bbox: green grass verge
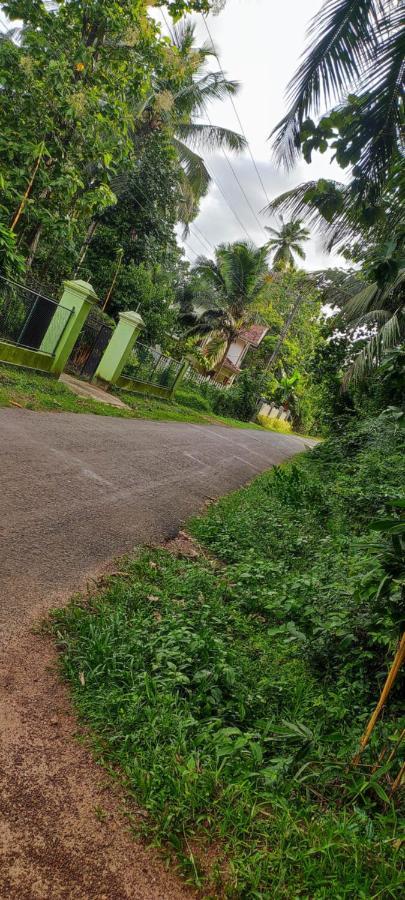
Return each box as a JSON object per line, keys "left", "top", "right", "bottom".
{"left": 51, "top": 415, "right": 404, "bottom": 897}
{"left": 0, "top": 364, "right": 259, "bottom": 429}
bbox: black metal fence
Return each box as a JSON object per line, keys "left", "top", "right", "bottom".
{"left": 67, "top": 309, "right": 113, "bottom": 379}
{"left": 123, "top": 341, "right": 182, "bottom": 389}
{"left": 0, "top": 275, "right": 72, "bottom": 355}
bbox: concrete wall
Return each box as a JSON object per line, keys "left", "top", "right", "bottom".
{"left": 117, "top": 374, "right": 172, "bottom": 400}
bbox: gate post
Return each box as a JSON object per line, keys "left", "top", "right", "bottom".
{"left": 93, "top": 310, "right": 144, "bottom": 387}
{"left": 41, "top": 279, "right": 98, "bottom": 376}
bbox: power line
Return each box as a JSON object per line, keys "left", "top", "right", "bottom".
{"left": 204, "top": 159, "right": 254, "bottom": 243}
{"left": 192, "top": 222, "right": 215, "bottom": 253}
{"left": 202, "top": 14, "right": 272, "bottom": 209}
{"left": 189, "top": 226, "right": 213, "bottom": 256}
{"left": 204, "top": 107, "right": 269, "bottom": 240}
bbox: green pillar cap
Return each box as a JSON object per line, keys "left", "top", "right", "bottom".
{"left": 62, "top": 279, "right": 99, "bottom": 301}
{"left": 118, "top": 310, "right": 144, "bottom": 328}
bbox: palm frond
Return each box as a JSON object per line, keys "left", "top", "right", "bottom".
{"left": 173, "top": 138, "right": 210, "bottom": 199}
{"left": 343, "top": 309, "right": 403, "bottom": 386}
{"left": 176, "top": 122, "right": 247, "bottom": 153}
{"left": 341, "top": 281, "right": 380, "bottom": 322}
{"left": 173, "top": 73, "right": 240, "bottom": 117}
{"left": 354, "top": 10, "right": 405, "bottom": 193}
{"left": 271, "top": 0, "right": 379, "bottom": 168}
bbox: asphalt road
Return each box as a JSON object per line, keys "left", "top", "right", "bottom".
{"left": 0, "top": 409, "right": 313, "bottom": 636}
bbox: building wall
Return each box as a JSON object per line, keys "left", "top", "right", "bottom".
{"left": 226, "top": 338, "right": 246, "bottom": 366}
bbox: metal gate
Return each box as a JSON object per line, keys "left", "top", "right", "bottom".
{"left": 67, "top": 313, "right": 113, "bottom": 380}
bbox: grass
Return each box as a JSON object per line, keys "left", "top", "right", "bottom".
{"left": 0, "top": 364, "right": 260, "bottom": 429}
{"left": 51, "top": 415, "right": 404, "bottom": 897}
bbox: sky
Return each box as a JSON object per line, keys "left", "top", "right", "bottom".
{"left": 153, "top": 0, "right": 347, "bottom": 271}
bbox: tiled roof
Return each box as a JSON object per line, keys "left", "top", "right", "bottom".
{"left": 238, "top": 324, "right": 269, "bottom": 347}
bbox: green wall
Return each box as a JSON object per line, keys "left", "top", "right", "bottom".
{"left": 0, "top": 341, "right": 54, "bottom": 374}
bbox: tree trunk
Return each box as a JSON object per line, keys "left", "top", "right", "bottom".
{"left": 213, "top": 334, "right": 234, "bottom": 383}
{"left": 265, "top": 293, "right": 304, "bottom": 373}
{"left": 10, "top": 143, "right": 45, "bottom": 232}
{"left": 74, "top": 219, "right": 99, "bottom": 276}
{"left": 25, "top": 225, "right": 43, "bottom": 270}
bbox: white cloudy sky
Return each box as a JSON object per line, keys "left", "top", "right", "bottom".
{"left": 153, "top": 0, "right": 347, "bottom": 271}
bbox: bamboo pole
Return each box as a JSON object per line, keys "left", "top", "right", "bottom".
{"left": 10, "top": 142, "right": 45, "bottom": 232}
{"left": 102, "top": 248, "right": 123, "bottom": 312}
{"left": 352, "top": 633, "right": 405, "bottom": 765}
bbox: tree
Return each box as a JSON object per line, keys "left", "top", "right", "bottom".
{"left": 144, "top": 18, "right": 246, "bottom": 229}
{"left": 271, "top": 0, "right": 404, "bottom": 202}
{"left": 267, "top": 0, "right": 404, "bottom": 387}
{"left": 265, "top": 217, "right": 310, "bottom": 270}
{"left": 183, "top": 241, "right": 270, "bottom": 375}
{"left": 0, "top": 0, "right": 160, "bottom": 279}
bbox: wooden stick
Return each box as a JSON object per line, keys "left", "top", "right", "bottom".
{"left": 10, "top": 142, "right": 45, "bottom": 231}
{"left": 352, "top": 633, "right": 405, "bottom": 766}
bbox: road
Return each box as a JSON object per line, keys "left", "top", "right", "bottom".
{"left": 0, "top": 408, "right": 313, "bottom": 635}
{"left": 0, "top": 408, "right": 314, "bottom": 899}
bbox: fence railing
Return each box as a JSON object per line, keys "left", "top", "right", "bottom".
{"left": 0, "top": 275, "right": 72, "bottom": 356}
{"left": 123, "top": 341, "right": 182, "bottom": 389}
{"left": 182, "top": 366, "right": 228, "bottom": 392}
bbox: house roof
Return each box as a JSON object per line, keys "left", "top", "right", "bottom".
{"left": 238, "top": 324, "right": 269, "bottom": 347}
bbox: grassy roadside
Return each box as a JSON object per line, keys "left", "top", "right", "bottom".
{"left": 0, "top": 364, "right": 260, "bottom": 429}
{"left": 51, "top": 416, "right": 404, "bottom": 897}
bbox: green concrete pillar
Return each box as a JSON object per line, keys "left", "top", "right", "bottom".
{"left": 40, "top": 279, "right": 98, "bottom": 375}
{"left": 93, "top": 310, "right": 144, "bottom": 386}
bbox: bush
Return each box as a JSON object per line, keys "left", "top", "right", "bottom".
{"left": 257, "top": 413, "right": 292, "bottom": 433}
{"left": 210, "top": 370, "right": 263, "bottom": 422}
{"left": 174, "top": 387, "right": 212, "bottom": 413}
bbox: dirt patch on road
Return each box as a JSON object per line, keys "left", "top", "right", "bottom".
{"left": 0, "top": 625, "right": 194, "bottom": 900}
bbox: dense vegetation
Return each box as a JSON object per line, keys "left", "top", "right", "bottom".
{"left": 52, "top": 410, "right": 404, "bottom": 896}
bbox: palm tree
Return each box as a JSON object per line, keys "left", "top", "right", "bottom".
{"left": 183, "top": 241, "right": 270, "bottom": 376}
{"left": 271, "top": 0, "right": 404, "bottom": 198}
{"left": 146, "top": 19, "right": 246, "bottom": 226}
{"left": 265, "top": 218, "right": 310, "bottom": 270}
{"left": 340, "top": 267, "right": 405, "bottom": 386}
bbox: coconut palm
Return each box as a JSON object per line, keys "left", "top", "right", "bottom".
{"left": 340, "top": 266, "right": 405, "bottom": 385}
{"left": 146, "top": 19, "right": 246, "bottom": 226}
{"left": 183, "top": 241, "right": 270, "bottom": 375}
{"left": 265, "top": 217, "right": 310, "bottom": 270}
{"left": 271, "top": 0, "right": 404, "bottom": 197}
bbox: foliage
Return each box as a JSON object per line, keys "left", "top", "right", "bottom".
{"left": 209, "top": 369, "right": 264, "bottom": 422}
{"left": 173, "top": 386, "right": 212, "bottom": 412}
{"left": 256, "top": 413, "right": 292, "bottom": 434}
{"left": 265, "top": 216, "right": 310, "bottom": 270}
{"left": 52, "top": 414, "right": 404, "bottom": 896}
{"left": 181, "top": 241, "right": 270, "bottom": 375}
{"left": 271, "top": 0, "right": 404, "bottom": 202}
{"left": 0, "top": 1, "right": 242, "bottom": 302}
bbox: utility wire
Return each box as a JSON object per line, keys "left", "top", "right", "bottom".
{"left": 202, "top": 14, "right": 272, "bottom": 209}
{"left": 204, "top": 107, "right": 269, "bottom": 240}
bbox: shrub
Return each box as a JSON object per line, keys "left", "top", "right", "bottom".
{"left": 257, "top": 413, "right": 292, "bottom": 433}
{"left": 175, "top": 387, "right": 212, "bottom": 413}
{"left": 210, "top": 370, "right": 263, "bottom": 422}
